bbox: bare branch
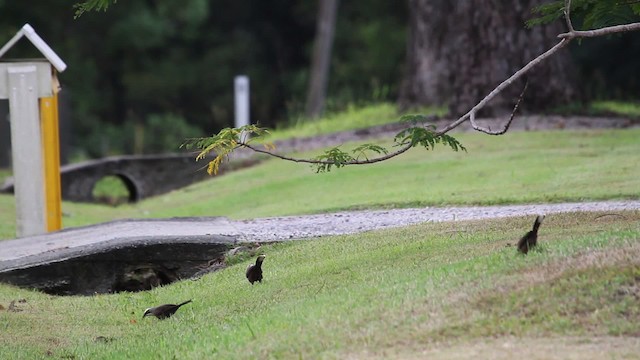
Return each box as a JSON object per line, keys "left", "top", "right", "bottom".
{"left": 564, "top": 0, "right": 574, "bottom": 32}
{"left": 558, "top": 22, "right": 640, "bottom": 39}
{"left": 435, "top": 38, "right": 570, "bottom": 136}
{"left": 469, "top": 80, "right": 529, "bottom": 135}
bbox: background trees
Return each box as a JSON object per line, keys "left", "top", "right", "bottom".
{"left": 0, "top": 0, "right": 638, "bottom": 160}
{"left": 0, "top": 0, "right": 406, "bottom": 158}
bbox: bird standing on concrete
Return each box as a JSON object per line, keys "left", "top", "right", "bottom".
{"left": 143, "top": 300, "right": 192, "bottom": 319}
{"left": 246, "top": 255, "right": 266, "bottom": 284}
{"left": 517, "top": 215, "right": 545, "bottom": 254}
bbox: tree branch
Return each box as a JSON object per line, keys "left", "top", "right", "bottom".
{"left": 240, "top": 142, "right": 415, "bottom": 166}
{"left": 558, "top": 22, "right": 640, "bottom": 39}
{"left": 434, "top": 38, "right": 570, "bottom": 136}
{"left": 469, "top": 80, "right": 529, "bottom": 135}
{"left": 563, "top": 0, "right": 574, "bottom": 32}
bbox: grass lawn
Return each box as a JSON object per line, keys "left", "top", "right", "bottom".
{"left": 1, "top": 211, "right": 638, "bottom": 359}
{"left": 1, "top": 104, "right": 639, "bottom": 358}
{"left": 2, "top": 127, "right": 639, "bottom": 240}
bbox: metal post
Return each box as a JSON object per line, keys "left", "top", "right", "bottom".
{"left": 234, "top": 76, "right": 250, "bottom": 141}
{"left": 7, "top": 65, "right": 46, "bottom": 237}
{"left": 40, "top": 91, "right": 62, "bottom": 231}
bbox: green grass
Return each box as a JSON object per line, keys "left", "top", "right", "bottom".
{"left": 553, "top": 100, "right": 640, "bottom": 118}
{"left": 268, "top": 102, "right": 445, "bottom": 141}
{"left": 1, "top": 128, "right": 639, "bottom": 240}
{"left": 590, "top": 100, "right": 640, "bottom": 118}
{"left": 0, "top": 168, "right": 9, "bottom": 185}
{"left": 92, "top": 175, "right": 131, "bottom": 205}
{"left": 1, "top": 212, "right": 638, "bottom": 359}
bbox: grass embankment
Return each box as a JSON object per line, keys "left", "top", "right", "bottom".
{"left": 590, "top": 101, "right": 640, "bottom": 117}
{"left": 1, "top": 127, "right": 639, "bottom": 240}
{"left": 1, "top": 212, "right": 638, "bottom": 359}
{"left": 268, "top": 103, "right": 445, "bottom": 141}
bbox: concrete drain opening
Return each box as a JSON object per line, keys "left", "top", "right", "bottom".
{"left": 0, "top": 242, "right": 235, "bottom": 296}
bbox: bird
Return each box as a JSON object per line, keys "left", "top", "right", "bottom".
{"left": 517, "top": 215, "right": 545, "bottom": 254}
{"left": 246, "top": 255, "right": 266, "bottom": 284}
{"left": 142, "top": 300, "right": 192, "bottom": 319}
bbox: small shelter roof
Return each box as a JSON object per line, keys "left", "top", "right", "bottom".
{"left": 0, "top": 24, "right": 66, "bottom": 72}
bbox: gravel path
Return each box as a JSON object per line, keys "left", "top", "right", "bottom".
{"left": 233, "top": 200, "right": 640, "bottom": 242}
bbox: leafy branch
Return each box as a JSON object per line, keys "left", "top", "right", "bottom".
{"left": 182, "top": 121, "right": 467, "bottom": 175}
{"left": 181, "top": 125, "right": 274, "bottom": 175}
{"left": 73, "top": 0, "right": 116, "bottom": 18}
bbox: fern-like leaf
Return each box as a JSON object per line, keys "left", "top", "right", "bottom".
{"left": 313, "top": 147, "right": 355, "bottom": 173}
{"left": 352, "top": 144, "right": 389, "bottom": 160}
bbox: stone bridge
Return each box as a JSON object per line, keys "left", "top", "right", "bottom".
{"left": 1, "top": 153, "right": 218, "bottom": 202}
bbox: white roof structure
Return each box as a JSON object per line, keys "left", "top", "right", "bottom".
{"left": 0, "top": 23, "right": 67, "bottom": 72}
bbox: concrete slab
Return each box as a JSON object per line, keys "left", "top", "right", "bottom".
{"left": 0, "top": 217, "right": 241, "bottom": 272}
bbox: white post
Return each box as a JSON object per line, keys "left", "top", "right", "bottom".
{"left": 7, "top": 65, "right": 46, "bottom": 237}
{"left": 234, "top": 76, "right": 249, "bottom": 141}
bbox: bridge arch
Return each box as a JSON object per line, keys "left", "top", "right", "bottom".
{"left": 2, "top": 154, "right": 213, "bottom": 203}
{"left": 91, "top": 173, "right": 141, "bottom": 204}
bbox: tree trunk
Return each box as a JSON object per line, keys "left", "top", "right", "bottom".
{"left": 399, "top": 0, "right": 576, "bottom": 117}
{"left": 305, "top": 0, "right": 339, "bottom": 119}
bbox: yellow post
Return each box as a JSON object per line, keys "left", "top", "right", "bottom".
{"left": 39, "top": 90, "right": 62, "bottom": 231}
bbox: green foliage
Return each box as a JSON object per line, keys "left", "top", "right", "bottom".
{"left": 144, "top": 113, "right": 203, "bottom": 153}
{"left": 309, "top": 111, "right": 465, "bottom": 173}
{"left": 181, "top": 124, "right": 273, "bottom": 175}
{"left": 351, "top": 144, "right": 389, "bottom": 160}
{"left": 394, "top": 125, "right": 467, "bottom": 152}
{"left": 312, "top": 144, "right": 391, "bottom": 173}
{"left": 528, "top": 0, "right": 640, "bottom": 28}
{"left": 590, "top": 100, "right": 640, "bottom": 118}
{"left": 77, "top": 113, "right": 202, "bottom": 156}
{"left": 74, "top": 0, "right": 116, "bottom": 18}
{"left": 329, "top": 1, "right": 407, "bottom": 109}
{"left": 60, "top": 0, "right": 409, "bottom": 160}
{"left": 91, "top": 175, "right": 130, "bottom": 205}
{"left": 313, "top": 147, "right": 356, "bottom": 173}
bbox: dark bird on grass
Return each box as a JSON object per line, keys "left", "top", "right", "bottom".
{"left": 142, "top": 300, "right": 192, "bottom": 319}
{"left": 246, "top": 254, "right": 266, "bottom": 284}
{"left": 517, "top": 215, "right": 545, "bottom": 254}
